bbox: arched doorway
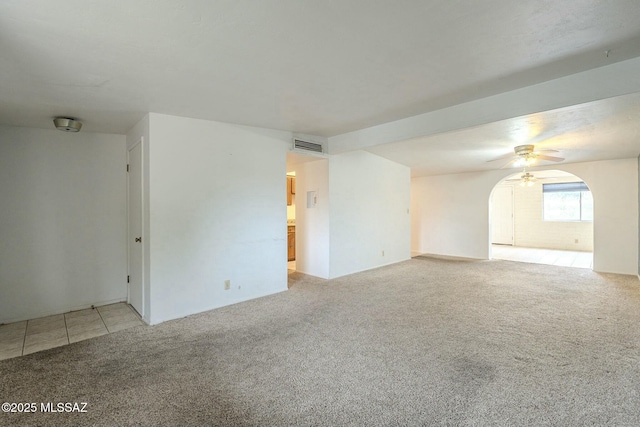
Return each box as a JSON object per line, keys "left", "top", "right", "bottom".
{"left": 489, "top": 170, "right": 594, "bottom": 269}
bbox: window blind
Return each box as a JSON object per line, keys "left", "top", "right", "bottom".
{"left": 543, "top": 182, "right": 589, "bottom": 193}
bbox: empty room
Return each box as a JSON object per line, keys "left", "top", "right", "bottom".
{"left": 1, "top": 1, "right": 640, "bottom": 426}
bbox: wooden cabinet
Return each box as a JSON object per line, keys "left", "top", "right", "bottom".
{"left": 287, "top": 226, "right": 295, "bottom": 261}
{"left": 286, "top": 175, "right": 296, "bottom": 260}
{"left": 287, "top": 176, "right": 296, "bottom": 206}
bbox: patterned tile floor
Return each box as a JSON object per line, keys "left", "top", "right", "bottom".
{"left": 0, "top": 303, "right": 144, "bottom": 361}
{"left": 491, "top": 244, "right": 593, "bottom": 269}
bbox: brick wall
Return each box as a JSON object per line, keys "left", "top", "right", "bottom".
{"left": 495, "top": 177, "right": 593, "bottom": 251}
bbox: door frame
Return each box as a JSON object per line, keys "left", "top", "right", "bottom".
{"left": 490, "top": 183, "right": 514, "bottom": 246}
{"left": 127, "top": 138, "right": 144, "bottom": 317}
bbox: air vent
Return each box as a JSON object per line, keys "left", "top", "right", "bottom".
{"left": 293, "top": 139, "right": 323, "bottom": 153}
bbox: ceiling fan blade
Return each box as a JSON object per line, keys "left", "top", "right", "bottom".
{"left": 486, "top": 152, "right": 516, "bottom": 162}
{"left": 504, "top": 175, "right": 563, "bottom": 182}
{"left": 536, "top": 154, "right": 564, "bottom": 162}
{"left": 499, "top": 158, "right": 518, "bottom": 169}
{"left": 534, "top": 149, "right": 559, "bottom": 153}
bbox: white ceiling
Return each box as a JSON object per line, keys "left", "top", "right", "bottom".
{"left": 367, "top": 92, "right": 640, "bottom": 176}
{"left": 2, "top": 0, "right": 640, "bottom": 176}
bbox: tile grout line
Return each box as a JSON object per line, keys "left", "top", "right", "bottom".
{"left": 95, "top": 307, "right": 112, "bottom": 334}
{"left": 4, "top": 305, "right": 141, "bottom": 360}
{"left": 63, "top": 313, "right": 70, "bottom": 345}
{"left": 21, "top": 321, "right": 28, "bottom": 356}
{"left": 125, "top": 303, "right": 143, "bottom": 320}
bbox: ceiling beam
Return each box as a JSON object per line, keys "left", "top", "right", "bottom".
{"left": 328, "top": 56, "right": 640, "bottom": 154}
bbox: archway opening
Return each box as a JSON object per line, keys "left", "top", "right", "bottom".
{"left": 489, "top": 170, "right": 593, "bottom": 269}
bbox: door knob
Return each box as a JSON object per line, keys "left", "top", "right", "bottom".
{"left": 135, "top": 237, "right": 142, "bottom": 243}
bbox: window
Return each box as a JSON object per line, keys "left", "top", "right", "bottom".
{"left": 543, "top": 182, "right": 593, "bottom": 221}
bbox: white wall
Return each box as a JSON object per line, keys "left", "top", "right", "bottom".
{"left": 412, "top": 158, "right": 638, "bottom": 275}
{"left": 412, "top": 172, "right": 493, "bottom": 260}
{"left": 0, "top": 126, "right": 127, "bottom": 323}
{"left": 566, "top": 160, "right": 638, "bottom": 274}
{"left": 295, "top": 159, "right": 330, "bottom": 278}
{"left": 329, "top": 151, "right": 411, "bottom": 278}
{"left": 494, "top": 176, "right": 593, "bottom": 251}
{"left": 146, "top": 113, "right": 291, "bottom": 324}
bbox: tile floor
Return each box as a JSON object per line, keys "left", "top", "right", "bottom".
{"left": 491, "top": 244, "right": 593, "bottom": 269}
{"left": 0, "top": 303, "right": 144, "bottom": 361}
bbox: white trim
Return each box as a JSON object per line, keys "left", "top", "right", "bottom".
{"left": 0, "top": 298, "right": 127, "bottom": 325}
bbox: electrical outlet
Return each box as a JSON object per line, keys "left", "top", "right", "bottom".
{"left": 224, "top": 280, "right": 230, "bottom": 290}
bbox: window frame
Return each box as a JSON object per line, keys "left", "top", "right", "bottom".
{"left": 542, "top": 182, "right": 593, "bottom": 222}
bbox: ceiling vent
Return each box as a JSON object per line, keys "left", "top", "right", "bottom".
{"left": 293, "top": 139, "right": 323, "bottom": 153}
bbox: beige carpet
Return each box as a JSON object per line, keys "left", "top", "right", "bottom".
{"left": 1, "top": 257, "right": 640, "bottom": 426}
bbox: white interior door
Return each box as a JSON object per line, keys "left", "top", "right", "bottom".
{"left": 491, "top": 185, "right": 514, "bottom": 245}
{"left": 128, "top": 141, "right": 143, "bottom": 316}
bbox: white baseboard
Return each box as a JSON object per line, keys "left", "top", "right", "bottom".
{"left": 1, "top": 297, "right": 127, "bottom": 325}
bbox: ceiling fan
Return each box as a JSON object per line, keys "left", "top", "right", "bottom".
{"left": 504, "top": 171, "right": 539, "bottom": 187}
{"left": 502, "top": 170, "right": 574, "bottom": 187}
{"left": 487, "top": 144, "right": 564, "bottom": 168}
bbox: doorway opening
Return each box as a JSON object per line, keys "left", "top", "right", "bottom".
{"left": 285, "top": 150, "right": 329, "bottom": 284}
{"left": 286, "top": 171, "right": 296, "bottom": 274}
{"left": 490, "top": 170, "right": 593, "bottom": 269}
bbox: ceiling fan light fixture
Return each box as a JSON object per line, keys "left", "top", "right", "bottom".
{"left": 489, "top": 144, "right": 563, "bottom": 169}
{"left": 514, "top": 154, "right": 536, "bottom": 168}
{"left": 520, "top": 171, "right": 536, "bottom": 187}
{"left": 53, "top": 117, "right": 82, "bottom": 132}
